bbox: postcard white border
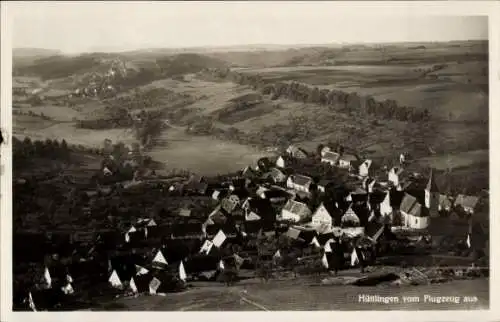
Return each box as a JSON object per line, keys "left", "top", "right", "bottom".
{"left": 1, "top": 1, "right": 499, "bottom": 322}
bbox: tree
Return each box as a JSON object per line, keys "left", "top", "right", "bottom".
{"left": 316, "top": 144, "right": 325, "bottom": 157}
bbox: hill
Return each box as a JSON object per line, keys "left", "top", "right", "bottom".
{"left": 13, "top": 48, "right": 64, "bottom": 68}
{"left": 13, "top": 51, "right": 230, "bottom": 81}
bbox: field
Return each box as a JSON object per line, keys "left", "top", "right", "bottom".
{"left": 13, "top": 114, "right": 136, "bottom": 148}
{"left": 12, "top": 40, "right": 489, "bottom": 185}
{"left": 149, "top": 125, "right": 273, "bottom": 176}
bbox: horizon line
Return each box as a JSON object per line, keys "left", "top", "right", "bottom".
{"left": 13, "top": 38, "right": 488, "bottom": 56}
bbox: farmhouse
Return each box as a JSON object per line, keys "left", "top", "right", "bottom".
{"left": 358, "top": 160, "right": 373, "bottom": 177}
{"left": 280, "top": 199, "right": 312, "bottom": 223}
{"left": 286, "top": 174, "right": 313, "bottom": 194}
{"left": 286, "top": 145, "right": 308, "bottom": 159}
{"left": 379, "top": 192, "right": 393, "bottom": 217}
{"left": 221, "top": 195, "right": 241, "bottom": 214}
{"left": 399, "top": 193, "right": 429, "bottom": 229}
{"left": 388, "top": 167, "right": 404, "bottom": 187}
{"left": 263, "top": 168, "right": 287, "bottom": 184}
{"left": 439, "top": 194, "right": 454, "bottom": 213}
{"left": 311, "top": 203, "right": 333, "bottom": 228}
{"left": 321, "top": 151, "right": 340, "bottom": 166}
{"left": 338, "top": 154, "right": 359, "bottom": 170}
{"left": 454, "top": 194, "right": 480, "bottom": 215}
{"left": 320, "top": 146, "right": 332, "bottom": 157}
{"left": 275, "top": 156, "right": 287, "bottom": 168}
{"left": 341, "top": 205, "right": 361, "bottom": 227}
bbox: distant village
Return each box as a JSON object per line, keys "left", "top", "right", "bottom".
{"left": 13, "top": 139, "right": 488, "bottom": 311}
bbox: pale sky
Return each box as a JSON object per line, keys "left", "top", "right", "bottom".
{"left": 9, "top": 2, "right": 488, "bottom": 54}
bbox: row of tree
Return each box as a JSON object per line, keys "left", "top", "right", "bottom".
{"left": 204, "top": 69, "right": 431, "bottom": 123}
{"left": 13, "top": 137, "right": 71, "bottom": 162}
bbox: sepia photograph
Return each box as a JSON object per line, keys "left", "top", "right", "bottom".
{"left": 1, "top": 1, "right": 497, "bottom": 316}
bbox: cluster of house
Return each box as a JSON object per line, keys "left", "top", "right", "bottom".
{"left": 274, "top": 145, "right": 481, "bottom": 230}
{"left": 15, "top": 143, "right": 485, "bottom": 311}
{"left": 70, "top": 60, "right": 127, "bottom": 99}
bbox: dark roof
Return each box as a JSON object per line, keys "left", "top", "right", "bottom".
{"left": 134, "top": 274, "right": 153, "bottom": 293}
{"left": 185, "top": 254, "right": 220, "bottom": 273}
{"left": 30, "top": 288, "right": 63, "bottom": 310}
{"left": 352, "top": 204, "right": 371, "bottom": 225}
{"left": 364, "top": 222, "right": 385, "bottom": 241}
{"left": 298, "top": 229, "right": 318, "bottom": 243}
{"left": 320, "top": 201, "right": 343, "bottom": 226}
{"left": 110, "top": 255, "right": 138, "bottom": 281}
{"left": 146, "top": 225, "right": 173, "bottom": 240}
{"left": 205, "top": 222, "right": 238, "bottom": 237}
{"left": 231, "top": 178, "right": 249, "bottom": 188}
{"left": 389, "top": 189, "right": 405, "bottom": 208}
{"left": 263, "top": 188, "right": 291, "bottom": 199}
{"left": 368, "top": 190, "right": 387, "bottom": 205}
{"left": 318, "top": 180, "right": 334, "bottom": 188}
{"left": 230, "top": 188, "right": 250, "bottom": 200}
{"left": 242, "top": 221, "right": 263, "bottom": 235}
{"left": 339, "top": 154, "right": 359, "bottom": 162}
{"left": 400, "top": 193, "right": 424, "bottom": 217}
{"left": 291, "top": 174, "right": 312, "bottom": 187}
{"left": 245, "top": 198, "right": 275, "bottom": 220}
{"left": 317, "top": 232, "right": 335, "bottom": 245}
{"left": 171, "top": 222, "right": 204, "bottom": 238}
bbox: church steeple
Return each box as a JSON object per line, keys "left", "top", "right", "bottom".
{"left": 426, "top": 169, "right": 439, "bottom": 193}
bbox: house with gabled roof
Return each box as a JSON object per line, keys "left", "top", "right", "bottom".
{"left": 286, "top": 145, "right": 308, "bottom": 159}
{"left": 438, "top": 194, "right": 454, "bottom": 213}
{"left": 388, "top": 167, "right": 405, "bottom": 187}
{"left": 338, "top": 154, "right": 360, "bottom": 171}
{"left": 379, "top": 191, "right": 393, "bottom": 217}
{"left": 221, "top": 194, "right": 241, "bottom": 214}
{"left": 321, "top": 151, "right": 340, "bottom": 166}
{"left": 320, "top": 146, "right": 332, "bottom": 157}
{"left": 311, "top": 203, "right": 333, "bottom": 228}
{"left": 399, "top": 193, "right": 429, "bottom": 229}
{"left": 358, "top": 160, "right": 373, "bottom": 177}
{"left": 275, "top": 155, "right": 287, "bottom": 169}
{"left": 286, "top": 174, "right": 313, "bottom": 194}
{"left": 454, "top": 194, "right": 480, "bottom": 215}
{"left": 263, "top": 167, "right": 287, "bottom": 184}
{"left": 341, "top": 205, "right": 361, "bottom": 227}
{"left": 280, "top": 199, "right": 312, "bottom": 223}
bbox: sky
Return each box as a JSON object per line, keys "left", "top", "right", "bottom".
{"left": 8, "top": 2, "right": 488, "bottom": 54}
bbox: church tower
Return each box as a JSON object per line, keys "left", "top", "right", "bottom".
{"left": 425, "top": 169, "right": 440, "bottom": 217}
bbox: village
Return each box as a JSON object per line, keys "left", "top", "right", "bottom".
{"left": 12, "top": 136, "right": 489, "bottom": 311}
